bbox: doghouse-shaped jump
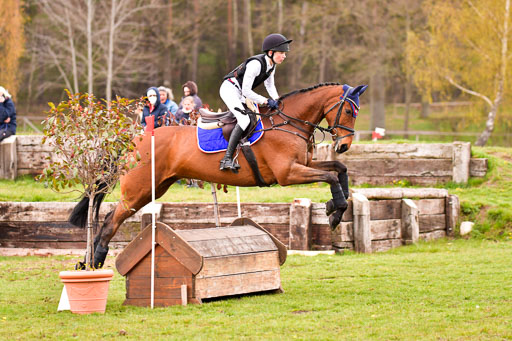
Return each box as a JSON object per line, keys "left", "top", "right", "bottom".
{"left": 115, "top": 218, "right": 287, "bottom": 307}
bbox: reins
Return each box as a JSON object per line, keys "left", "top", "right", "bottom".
{"left": 255, "top": 87, "right": 355, "bottom": 146}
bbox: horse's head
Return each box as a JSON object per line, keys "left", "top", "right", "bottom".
{"left": 324, "top": 84, "right": 368, "bottom": 154}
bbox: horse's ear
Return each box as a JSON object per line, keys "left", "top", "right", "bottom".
{"left": 354, "top": 85, "right": 368, "bottom": 96}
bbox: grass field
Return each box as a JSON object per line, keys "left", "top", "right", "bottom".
{"left": 0, "top": 239, "right": 511, "bottom": 340}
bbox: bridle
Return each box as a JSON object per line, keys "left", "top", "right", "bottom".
{"left": 255, "top": 86, "right": 357, "bottom": 146}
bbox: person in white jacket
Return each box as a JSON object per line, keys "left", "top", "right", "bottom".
{"left": 218, "top": 33, "right": 292, "bottom": 172}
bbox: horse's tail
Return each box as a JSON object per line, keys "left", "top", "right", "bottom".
{"left": 69, "top": 182, "right": 108, "bottom": 228}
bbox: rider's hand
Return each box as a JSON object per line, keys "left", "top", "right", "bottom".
{"left": 267, "top": 99, "right": 279, "bottom": 110}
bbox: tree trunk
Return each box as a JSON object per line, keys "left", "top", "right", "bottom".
{"left": 106, "top": 0, "right": 117, "bottom": 103}
{"left": 244, "top": 0, "right": 253, "bottom": 56}
{"left": 277, "top": 0, "right": 283, "bottom": 32}
{"left": 403, "top": 9, "right": 411, "bottom": 138}
{"left": 64, "top": 7, "right": 79, "bottom": 93}
{"left": 291, "top": 1, "right": 307, "bottom": 89}
{"left": 318, "top": 19, "right": 328, "bottom": 83}
{"left": 190, "top": 0, "right": 200, "bottom": 81}
{"left": 476, "top": 0, "right": 509, "bottom": 146}
{"left": 227, "top": 0, "right": 235, "bottom": 69}
{"left": 163, "top": 0, "right": 174, "bottom": 87}
{"left": 420, "top": 100, "right": 430, "bottom": 118}
{"left": 370, "top": 71, "right": 386, "bottom": 130}
{"left": 86, "top": 196, "right": 94, "bottom": 270}
{"left": 87, "top": 0, "right": 94, "bottom": 94}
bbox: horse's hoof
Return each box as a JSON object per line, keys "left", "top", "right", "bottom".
{"left": 325, "top": 200, "right": 336, "bottom": 216}
{"left": 329, "top": 207, "right": 347, "bottom": 231}
{"left": 93, "top": 245, "right": 109, "bottom": 269}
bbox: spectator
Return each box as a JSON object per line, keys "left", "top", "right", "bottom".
{"left": 178, "top": 81, "right": 202, "bottom": 110}
{"left": 0, "top": 87, "right": 17, "bottom": 142}
{"left": 141, "top": 87, "right": 168, "bottom": 130}
{"left": 175, "top": 96, "right": 196, "bottom": 124}
{"left": 158, "top": 86, "right": 178, "bottom": 116}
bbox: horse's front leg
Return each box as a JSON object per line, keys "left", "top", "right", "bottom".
{"left": 275, "top": 163, "right": 347, "bottom": 230}
{"left": 308, "top": 161, "right": 349, "bottom": 217}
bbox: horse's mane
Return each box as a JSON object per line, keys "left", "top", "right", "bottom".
{"left": 279, "top": 82, "right": 341, "bottom": 101}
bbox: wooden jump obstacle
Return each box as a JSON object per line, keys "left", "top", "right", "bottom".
{"left": 115, "top": 217, "right": 287, "bottom": 307}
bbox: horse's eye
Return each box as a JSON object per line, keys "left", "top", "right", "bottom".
{"left": 345, "top": 108, "right": 352, "bottom": 115}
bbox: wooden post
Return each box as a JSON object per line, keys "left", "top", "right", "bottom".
{"left": 401, "top": 199, "right": 419, "bottom": 244}
{"left": 141, "top": 203, "right": 162, "bottom": 230}
{"left": 352, "top": 193, "right": 371, "bottom": 253}
{"left": 452, "top": 141, "right": 471, "bottom": 183}
{"left": 0, "top": 135, "right": 17, "bottom": 180}
{"left": 445, "top": 194, "right": 460, "bottom": 236}
{"left": 289, "top": 198, "right": 312, "bottom": 250}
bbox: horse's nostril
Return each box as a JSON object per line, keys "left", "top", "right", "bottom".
{"left": 337, "top": 144, "right": 348, "bottom": 154}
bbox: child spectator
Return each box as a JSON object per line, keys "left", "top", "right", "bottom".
{"left": 175, "top": 96, "right": 196, "bottom": 125}
{"left": 0, "top": 87, "right": 17, "bottom": 142}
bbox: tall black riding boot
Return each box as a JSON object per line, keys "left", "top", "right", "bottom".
{"left": 220, "top": 124, "right": 244, "bottom": 172}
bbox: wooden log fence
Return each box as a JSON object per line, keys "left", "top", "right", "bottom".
{"left": 0, "top": 137, "right": 487, "bottom": 186}
{"left": 0, "top": 188, "right": 459, "bottom": 253}
{"left": 315, "top": 141, "right": 487, "bottom": 185}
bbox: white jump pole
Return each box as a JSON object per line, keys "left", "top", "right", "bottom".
{"left": 146, "top": 116, "right": 156, "bottom": 309}
{"left": 236, "top": 186, "right": 241, "bottom": 218}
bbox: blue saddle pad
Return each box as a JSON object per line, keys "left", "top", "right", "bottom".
{"left": 197, "top": 119, "right": 264, "bottom": 153}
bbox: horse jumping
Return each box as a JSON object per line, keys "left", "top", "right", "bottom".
{"left": 71, "top": 82, "right": 368, "bottom": 268}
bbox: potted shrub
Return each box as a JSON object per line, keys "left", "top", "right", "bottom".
{"left": 38, "top": 91, "right": 142, "bottom": 314}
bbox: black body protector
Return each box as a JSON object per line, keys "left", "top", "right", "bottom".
{"left": 224, "top": 54, "right": 275, "bottom": 91}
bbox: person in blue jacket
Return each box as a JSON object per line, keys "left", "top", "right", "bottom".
{"left": 141, "top": 87, "right": 169, "bottom": 129}
{"left": 0, "top": 87, "right": 16, "bottom": 142}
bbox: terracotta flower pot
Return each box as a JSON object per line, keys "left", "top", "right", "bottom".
{"left": 59, "top": 269, "right": 114, "bottom": 314}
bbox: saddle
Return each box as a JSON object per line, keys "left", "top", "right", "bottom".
{"left": 198, "top": 102, "right": 259, "bottom": 141}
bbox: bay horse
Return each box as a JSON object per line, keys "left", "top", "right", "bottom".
{"left": 71, "top": 82, "right": 368, "bottom": 268}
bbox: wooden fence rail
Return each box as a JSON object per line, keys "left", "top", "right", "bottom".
{"left": 0, "top": 137, "right": 487, "bottom": 186}
{"left": 0, "top": 189, "right": 459, "bottom": 253}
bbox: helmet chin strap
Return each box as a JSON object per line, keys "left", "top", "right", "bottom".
{"left": 267, "top": 51, "right": 276, "bottom": 65}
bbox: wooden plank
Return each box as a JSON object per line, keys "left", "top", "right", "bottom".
{"left": 312, "top": 224, "right": 333, "bottom": 247}
{"left": 187, "top": 234, "right": 277, "bottom": 258}
{"left": 0, "top": 240, "right": 87, "bottom": 249}
{"left": 332, "top": 143, "right": 454, "bottom": 159}
{"left": 230, "top": 217, "right": 287, "bottom": 266}
{"left": 350, "top": 176, "right": 450, "bottom": 186}
{"left": 452, "top": 141, "right": 471, "bottom": 183}
{"left": 332, "top": 241, "right": 354, "bottom": 251}
{"left": 330, "top": 222, "right": 354, "bottom": 243}
{"left": 176, "top": 225, "right": 267, "bottom": 242}
{"left": 370, "top": 200, "right": 401, "bottom": 220}
{"left": 353, "top": 188, "right": 448, "bottom": 200}
{"left": 470, "top": 158, "right": 488, "bottom": 177}
{"left": 197, "top": 252, "right": 280, "bottom": 278}
{"left": 0, "top": 135, "right": 17, "bottom": 180}
{"left": 115, "top": 225, "right": 153, "bottom": 276}
{"left": 420, "top": 230, "right": 446, "bottom": 241}
{"left": 371, "top": 239, "right": 403, "bottom": 252}
{"left": 419, "top": 214, "right": 446, "bottom": 233}
{"left": 156, "top": 222, "right": 203, "bottom": 275}
{"left": 195, "top": 270, "right": 281, "bottom": 299}
{"left": 413, "top": 199, "right": 445, "bottom": 215}
{"left": 370, "top": 219, "right": 401, "bottom": 240}
{"left": 445, "top": 195, "right": 460, "bottom": 236}
{"left": 289, "top": 198, "right": 312, "bottom": 250}
{"left": 127, "top": 277, "right": 194, "bottom": 299}
{"left": 123, "top": 297, "right": 201, "bottom": 307}
{"left": 127, "top": 248, "right": 194, "bottom": 278}
{"left": 161, "top": 202, "right": 290, "bottom": 225}
{"left": 342, "top": 159, "right": 452, "bottom": 177}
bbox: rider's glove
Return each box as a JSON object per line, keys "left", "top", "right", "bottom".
{"left": 267, "top": 99, "right": 279, "bottom": 110}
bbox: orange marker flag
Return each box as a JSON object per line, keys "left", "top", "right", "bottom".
{"left": 145, "top": 115, "right": 155, "bottom": 135}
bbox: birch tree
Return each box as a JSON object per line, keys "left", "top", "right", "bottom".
{"left": 408, "top": 0, "right": 511, "bottom": 146}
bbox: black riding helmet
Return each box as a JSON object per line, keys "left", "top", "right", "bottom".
{"left": 262, "top": 33, "right": 292, "bottom": 52}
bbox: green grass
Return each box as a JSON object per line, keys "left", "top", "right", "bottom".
{"left": 0, "top": 239, "right": 511, "bottom": 340}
